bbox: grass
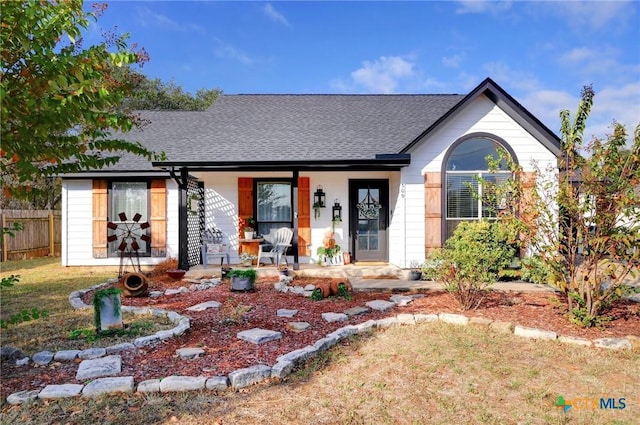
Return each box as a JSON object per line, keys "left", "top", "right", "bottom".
{"left": 1, "top": 258, "right": 639, "bottom": 424}
{"left": 0, "top": 257, "right": 172, "bottom": 352}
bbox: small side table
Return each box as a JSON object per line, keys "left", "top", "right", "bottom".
{"left": 239, "top": 238, "right": 264, "bottom": 265}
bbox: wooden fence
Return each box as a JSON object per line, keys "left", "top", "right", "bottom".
{"left": 1, "top": 210, "right": 61, "bottom": 262}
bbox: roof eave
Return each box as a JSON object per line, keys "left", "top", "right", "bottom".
{"left": 400, "top": 78, "right": 561, "bottom": 156}
{"left": 152, "top": 154, "right": 411, "bottom": 172}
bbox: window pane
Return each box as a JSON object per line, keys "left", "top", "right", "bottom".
{"left": 111, "top": 182, "right": 147, "bottom": 221}
{"left": 257, "top": 182, "right": 291, "bottom": 222}
{"left": 481, "top": 173, "right": 510, "bottom": 218}
{"left": 446, "top": 138, "right": 507, "bottom": 171}
{"left": 446, "top": 174, "right": 478, "bottom": 218}
{"left": 110, "top": 182, "right": 148, "bottom": 254}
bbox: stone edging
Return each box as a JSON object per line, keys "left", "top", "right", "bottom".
{"left": 5, "top": 282, "right": 639, "bottom": 405}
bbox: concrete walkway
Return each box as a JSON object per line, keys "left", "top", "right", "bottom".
{"left": 186, "top": 262, "right": 560, "bottom": 293}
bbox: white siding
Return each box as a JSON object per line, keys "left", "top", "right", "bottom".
{"left": 62, "top": 180, "right": 93, "bottom": 266}
{"left": 193, "top": 171, "right": 395, "bottom": 265}
{"left": 61, "top": 179, "right": 178, "bottom": 267}
{"left": 399, "top": 95, "right": 558, "bottom": 266}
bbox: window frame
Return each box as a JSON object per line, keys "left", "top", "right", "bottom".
{"left": 253, "top": 178, "right": 294, "bottom": 237}
{"left": 441, "top": 133, "right": 517, "bottom": 241}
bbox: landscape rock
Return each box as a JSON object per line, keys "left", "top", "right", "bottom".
{"left": 159, "top": 375, "right": 207, "bottom": 392}
{"left": 287, "top": 322, "right": 311, "bottom": 332}
{"left": 228, "top": 365, "right": 271, "bottom": 388}
{"left": 237, "top": 328, "right": 282, "bottom": 344}
{"left": 32, "top": 351, "right": 54, "bottom": 366}
{"left": 78, "top": 347, "right": 106, "bottom": 360}
{"left": 321, "top": 312, "right": 348, "bottom": 322}
{"left": 186, "top": 300, "right": 222, "bottom": 312}
{"left": 594, "top": 338, "right": 632, "bottom": 350}
{"left": 514, "top": 325, "right": 557, "bottom": 340}
{"left": 439, "top": 313, "right": 469, "bottom": 326}
{"left": 176, "top": 347, "right": 205, "bottom": 359}
{"left": 206, "top": 376, "right": 229, "bottom": 391}
{"left": 76, "top": 355, "right": 122, "bottom": 380}
{"left": 82, "top": 376, "right": 134, "bottom": 397}
{"left": 137, "top": 379, "right": 161, "bottom": 393}
{"left": 277, "top": 308, "right": 298, "bottom": 317}
{"left": 365, "top": 300, "right": 396, "bottom": 311}
{"left": 1, "top": 346, "right": 26, "bottom": 363}
{"left": 53, "top": 350, "right": 81, "bottom": 362}
{"left": 6, "top": 390, "right": 39, "bottom": 405}
{"left": 390, "top": 294, "right": 413, "bottom": 306}
{"left": 38, "top": 384, "right": 83, "bottom": 399}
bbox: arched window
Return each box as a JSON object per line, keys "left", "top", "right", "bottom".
{"left": 444, "top": 135, "right": 515, "bottom": 240}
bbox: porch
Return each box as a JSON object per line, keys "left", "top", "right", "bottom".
{"left": 184, "top": 262, "right": 557, "bottom": 293}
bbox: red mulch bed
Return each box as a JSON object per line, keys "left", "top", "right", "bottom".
{"left": 1, "top": 275, "right": 639, "bottom": 400}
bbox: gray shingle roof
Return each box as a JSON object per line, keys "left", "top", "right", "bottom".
{"left": 106, "top": 94, "right": 464, "bottom": 171}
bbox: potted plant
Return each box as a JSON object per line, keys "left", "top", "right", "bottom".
{"left": 227, "top": 268, "right": 257, "bottom": 291}
{"left": 408, "top": 260, "right": 423, "bottom": 281}
{"left": 240, "top": 216, "right": 256, "bottom": 239}
{"left": 239, "top": 252, "right": 256, "bottom": 267}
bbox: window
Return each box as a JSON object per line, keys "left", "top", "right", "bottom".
{"left": 255, "top": 180, "right": 292, "bottom": 236}
{"left": 445, "top": 136, "right": 513, "bottom": 239}
{"left": 109, "top": 181, "right": 150, "bottom": 256}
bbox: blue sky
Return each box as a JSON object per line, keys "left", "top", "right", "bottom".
{"left": 89, "top": 1, "right": 640, "bottom": 141}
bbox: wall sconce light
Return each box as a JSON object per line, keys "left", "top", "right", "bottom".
{"left": 332, "top": 199, "right": 342, "bottom": 222}
{"left": 313, "top": 185, "right": 326, "bottom": 208}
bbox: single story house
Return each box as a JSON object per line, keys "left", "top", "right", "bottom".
{"left": 60, "top": 78, "right": 560, "bottom": 270}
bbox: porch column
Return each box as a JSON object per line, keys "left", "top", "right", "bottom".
{"left": 292, "top": 169, "right": 300, "bottom": 270}
{"left": 173, "top": 167, "right": 189, "bottom": 271}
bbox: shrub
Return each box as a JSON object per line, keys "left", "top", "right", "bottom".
{"left": 520, "top": 255, "right": 552, "bottom": 285}
{"left": 432, "top": 220, "right": 518, "bottom": 310}
{"left": 226, "top": 268, "right": 257, "bottom": 279}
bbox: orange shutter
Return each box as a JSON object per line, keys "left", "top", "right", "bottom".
{"left": 238, "top": 178, "right": 256, "bottom": 256}
{"left": 238, "top": 177, "right": 254, "bottom": 234}
{"left": 298, "top": 177, "right": 311, "bottom": 256}
{"left": 92, "top": 179, "right": 108, "bottom": 258}
{"left": 150, "top": 179, "right": 167, "bottom": 257}
{"left": 424, "top": 172, "right": 442, "bottom": 255}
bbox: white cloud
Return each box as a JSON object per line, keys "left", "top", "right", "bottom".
{"left": 588, "top": 82, "right": 640, "bottom": 140}
{"left": 482, "top": 61, "right": 540, "bottom": 93}
{"left": 548, "top": 1, "right": 635, "bottom": 31}
{"left": 134, "top": 6, "right": 205, "bottom": 34}
{"left": 134, "top": 7, "right": 180, "bottom": 30}
{"left": 455, "top": 0, "right": 513, "bottom": 15}
{"left": 349, "top": 56, "right": 416, "bottom": 93}
{"left": 442, "top": 52, "right": 465, "bottom": 68}
{"left": 263, "top": 3, "right": 290, "bottom": 26}
{"left": 213, "top": 38, "right": 254, "bottom": 65}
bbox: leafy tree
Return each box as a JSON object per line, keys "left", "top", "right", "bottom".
{"left": 118, "top": 67, "right": 221, "bottom": 111}
{"left": 1, "top": 0, "right": 165, "bottom": 201}
{"left": 492, "top": 86, "right": 640, "bottom": 326}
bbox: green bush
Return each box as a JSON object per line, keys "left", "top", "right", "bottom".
{"left": 432, "top": 220, "right": 519, "bottom": 310}
{"left": 226, "top": 268, "right": 257, "bottom": 279}
{"left": 520, "top": 255, "right": 551, "bottom": 285}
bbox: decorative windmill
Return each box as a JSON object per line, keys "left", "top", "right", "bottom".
{"left": 107, "top": 212, "right": 150, "bottom": 278}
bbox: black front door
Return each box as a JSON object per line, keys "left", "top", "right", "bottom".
{"left": 349, "top": 179, "right": 388, "bottom": 262}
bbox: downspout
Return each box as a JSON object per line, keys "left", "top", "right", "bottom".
{"left": 169, "top": 167, "right": 190, "bottom": 271}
